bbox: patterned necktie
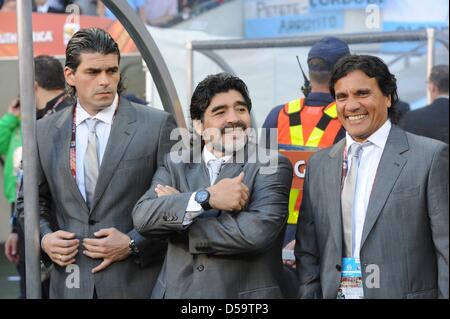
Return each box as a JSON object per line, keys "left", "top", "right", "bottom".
{"left": 207, "top": 159, "right": 224, "bottom": 185}
{"left": 84, "top": 118, "right": 99, "bottom": 209}
{"left": 341, "top": 141, "right": 370, "bottom": 257}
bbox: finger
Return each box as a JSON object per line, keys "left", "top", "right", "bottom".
{"left": 54, "top": 238, "right": 79, "bottom": 249}
{"left": 83, "top": 250, "right": 106, "bottom": 259}
{"left": 57, "top": 259, "right": 76, "bottom": 267}
{"left": 55, "top": 231, "right": 77, "bottom": 240}
{"left": 83, "top": 243, "right": 106, "bottom": 254}
{"left": 164, "top": 186, "right": 179, "bottom": 194}
{"left": 235, "top": 172, "right": 244, "bottom": 182}
{"left": 94, "top": 228, "right": 114, "bottom": 238}
{"left": 156, "top": 188, "right": 170, "bottom": 196}
{"left": 52, "top": 244, "right": 79, "bottom": 256}
{"left": 92, "top": 259, "right": 112, "bottom": 273}
{"left": 57, "top": 249, "right": 78, "bottom": 263}
{"left": 239, "top": 198, "right": 246, "bottom": 210}
{"left": 83, "top": 238, "right": 104, "bottom": 246}
{"left": 155, "top": 188, "right": 164, "bottom": 197}
{"left": 240, "top": 187, "right": 249, "bottom": 202}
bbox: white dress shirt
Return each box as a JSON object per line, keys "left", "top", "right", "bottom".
{"left": 183, "top": 147, "right": 232, "bottom": 225}
{"left": 345, "top": 120, "right": 392, "bottom": 258}
{"left": 75, "top": 94, "right": 118, "bottom": 200}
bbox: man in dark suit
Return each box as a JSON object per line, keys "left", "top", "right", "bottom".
{"left": 133, "top": 73, "right": 293, "bottom": 298}
{"left": 17, "top": 28, "right": 176, "bottom": 298}
{"left": 295, "top": 55, "right": 448, "bottom": 299}
{"left": 400, "top": 64, "right": 449, "bottom": 144}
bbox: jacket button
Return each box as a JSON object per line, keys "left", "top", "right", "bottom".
{"left": 336, "top": 264, "right": 342, "bottom": 272}
{"left": 88, "top": 220, "right": 97, "bottom": 225}
{"left": 197, "top": 265, "right": 204, "bottom": 272}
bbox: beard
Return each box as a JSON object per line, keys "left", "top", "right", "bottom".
{"left": 204, "top": 121, "right": 249, "bottom": 156}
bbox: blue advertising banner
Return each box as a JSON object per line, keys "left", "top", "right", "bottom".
{"left": 309, "top": 0, "right": 385, "bottom": 11}
{"left": 245, "top": 11, "right": 345, "bottom": 38}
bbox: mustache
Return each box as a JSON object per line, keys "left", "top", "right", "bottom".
{"left": 220, "top": 121, "right": 248, "bottom": 134}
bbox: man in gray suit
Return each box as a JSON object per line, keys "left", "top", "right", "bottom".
{"left": 17, "top": 28, "right": 176, "bottom": 298}
{"left": 132, "top": 73, "right": 293, "bottom": 298}
{"left": 295, "top": 55, "right": 448, "bottom": 299}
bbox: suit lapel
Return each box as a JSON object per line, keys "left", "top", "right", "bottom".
{"left": 217, "top": 162, "right": 245, "bottom": 181}
{"left": 54, "top": 106, "right": 89, "bottom": 212}
{"left": 186, "top": 163, "right": 211, "bottom": 191}
{"left": 360, "top": 126, "right": 409, "bottom": 249}
{"left": 90, "top": 98, "right": 137, "bottom": 213}
{"left": 327, "top": 139, "right": 345, "bottom": 252}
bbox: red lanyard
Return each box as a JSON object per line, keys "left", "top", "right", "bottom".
{"left": 69, "top": 99, "right": 120, "bottom": 179}
{"left": 43, "top": 94, "right": 67, "bottom": 117}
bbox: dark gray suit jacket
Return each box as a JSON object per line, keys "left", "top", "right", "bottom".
{"left": 295, "top": 125, "right": 449, "bottom": 299}
{"left": 132, "top": 146, "right": 293, "bottom": 298}
{"left": 18, "top": 97, "right": 176, "bottom": 298}
{"left": 400, "top": 97, "right": 449, "bottom": 144}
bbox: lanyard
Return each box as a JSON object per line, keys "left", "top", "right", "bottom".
{"left": 43, "top": 94, "right": 67, "bottom": 117}
{"left": 69, "top": 98, "right": 120, "bottom": 179}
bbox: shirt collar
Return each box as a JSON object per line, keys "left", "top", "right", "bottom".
{"left": 76, "top": 94, "right": 118, "bottom": 127}
{"left": 203, "top": 146, "right": 232, "bottom": 165}
{"left": 346, "top": 120, "right": 392, "bottom": 152}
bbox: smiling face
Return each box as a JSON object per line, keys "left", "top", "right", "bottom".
{"left": 65, "top": 52, "right": 120, "bottom": 115}
{"left": 194, "top": 90, "right": 251, "bottom": 156}
{"left": 334, "top": 70, "right": 391, "bottom": 142}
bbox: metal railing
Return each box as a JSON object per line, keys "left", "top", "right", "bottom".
{"left": 186, "top": 28, "right": 449, "bottom": 104}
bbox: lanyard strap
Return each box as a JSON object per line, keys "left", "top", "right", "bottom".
{"left": 43, "top": 94, "right": 68, "bottom": 117}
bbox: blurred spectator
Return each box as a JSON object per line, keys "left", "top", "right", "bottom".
{"left": 400, "top": 64, "right": 449, "bottom": 144}
{"left": 47, "top": 0, "right": 73, "bottom": 12}
{"left": 144, "top": 0, "right": 178, "bottom": 27}
{"left": 73, "top": 0, "right": 97, "bottom": 16}
{"left": 179, "top": 0, "right": 225, "bottom": 19}
{"left": 0, "top": 0, "right": 16, "bottom": 11}
{"left": 97, "top": 0, "right": 146, "bottom": 23}
{"left": 33, "top": 0, "right": 66, "bottom": 13}
{"left": 2, "top": 55, "right": 72, "bottom": 299}
{"left": 394, "top": 99, "right": 410, "bottom": 120}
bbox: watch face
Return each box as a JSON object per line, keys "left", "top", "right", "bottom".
{"left": 195, "top": 190, "right": 209, "bottom": 203}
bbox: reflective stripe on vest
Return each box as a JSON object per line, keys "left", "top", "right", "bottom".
{"left": 277, "top": 98, "right": 342, "bottom": 224}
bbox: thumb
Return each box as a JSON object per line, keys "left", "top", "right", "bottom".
{"left": 235, "top": 172, "right": 244, "bottom": 182}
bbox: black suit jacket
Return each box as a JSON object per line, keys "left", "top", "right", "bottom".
{"left": 400, "top": 97, "right": 449, "bottom": 144}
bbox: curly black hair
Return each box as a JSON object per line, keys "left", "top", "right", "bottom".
{"left": 190, "top": 73, "right": 252, "bottom": 121}
{"left": 329, "top": 55, "right": 399, "bottom": 124}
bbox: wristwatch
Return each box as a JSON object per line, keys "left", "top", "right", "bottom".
{"left": 129, "top": 239, "right": 140, "bottom": 256}
{"left": 195, "top": 189, "right": 211, "bottom": 211}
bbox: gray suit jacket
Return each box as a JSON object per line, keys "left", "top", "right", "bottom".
{"left": 295, "top": 125, "right": 449, "bottom": 299}
{"left": 17, "top": 97, "right": 176, "bottom": 298}
{"left": 132, "top": 146, "right": 293, "bottom": 298}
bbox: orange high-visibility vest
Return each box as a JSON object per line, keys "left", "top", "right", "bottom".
{"left": 277, "top": 97, "right": 343, "bottom": 224}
